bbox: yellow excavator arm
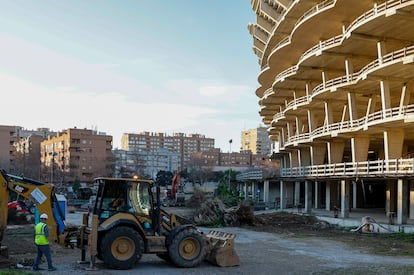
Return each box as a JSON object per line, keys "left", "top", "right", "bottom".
{"left": 0, "top": 170, "right": 65, "bottom": 243}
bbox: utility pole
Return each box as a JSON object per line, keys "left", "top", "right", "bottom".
{"left": 228, "top": 139, "right": 232, "bottom": 188}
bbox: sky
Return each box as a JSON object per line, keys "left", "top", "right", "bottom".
{"left": 0, "top": 0, "right": 262, "bottom": 152}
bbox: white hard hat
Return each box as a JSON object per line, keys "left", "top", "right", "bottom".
{"left": 40, "top": 213, "right": 48, "bottom": 219}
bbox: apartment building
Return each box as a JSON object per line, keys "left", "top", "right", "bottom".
{"left": 249, "top": 0, "right": 414, "bottom": 224}
{"left": 0, "top": 125, "right": 22, "bottom": 172}
{"left": 0, "top": 125, "right": 58, "bottom": 177}
{"left": 41, "top": 128, "right": 113, "bottom": 184}
{"left": 14, "top": 134, "right": 45, "bottom": 180}
{"left": 12, "top": 128, "right": 57, "bottom": 179}
{"left": 195, "top": 148, "right": 267, "bottom": 168}
{"left": 113, "top": 148, "right": 181, "bottom": 179}
{"left": 121, "top": 132, "right": 215, "bottom": 168}
{"left": 241, "top": 126, "right": 272, "bottom": 155}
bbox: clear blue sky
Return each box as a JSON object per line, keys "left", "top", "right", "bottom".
{"left": 0, "top": 1, "right": 261, "bottom": 152}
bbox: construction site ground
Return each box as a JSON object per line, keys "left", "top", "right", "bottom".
{"left": 1, "top": 208, "right": 414, "bottom": 275}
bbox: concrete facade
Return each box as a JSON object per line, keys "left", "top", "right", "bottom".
{"left": 121, "top": 132, "right": 215, "bottom": 168}
{"left": 41, "top": 128, "right": 113, "bottom": 184}
{"left": 0, "top": 125, "right": 21, "bottom": 172}
{"left": 249, "top": 0, "right": 414, "bottom": 225}
{"left": 241, "top": 126, "right": 272, "bottom": 155}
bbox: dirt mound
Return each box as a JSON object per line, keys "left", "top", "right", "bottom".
{"left": 245, "top": 212, "right": 333, "bottom": 235}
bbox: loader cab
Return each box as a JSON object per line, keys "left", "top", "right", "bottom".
{"left": 92, "top": 177, "right": 155, "bottom": 223}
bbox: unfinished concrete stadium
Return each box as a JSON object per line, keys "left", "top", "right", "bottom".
{"left": 247, "top": 0, "right": 414, "bottom": 228}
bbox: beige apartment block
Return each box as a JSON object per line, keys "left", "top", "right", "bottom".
{"left": 241, "top": 126, "right": 272, "bottom": 155}
{"left": 41, "top": 128, "right": 113, "bottom": 185}
{"left": 249, "top": 0, "right": 414, "bottom": 224}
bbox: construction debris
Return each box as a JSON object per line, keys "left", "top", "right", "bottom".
{"left": 193, "top": 198, "right": 254, "bottom": 227}
{"left": 351, "top": 216, "right": 394, "bottom": 233}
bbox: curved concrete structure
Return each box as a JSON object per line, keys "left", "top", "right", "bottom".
{"left": 249, "top": 0, "right": 414, "bottom": 225}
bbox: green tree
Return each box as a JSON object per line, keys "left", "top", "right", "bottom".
{"left": 72, "top": 177, "right": 81, "bottom": 194}
{"left": 216, "top": 169, "right": 240, "bottom": 207}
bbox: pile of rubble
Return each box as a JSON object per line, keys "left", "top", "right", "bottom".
{"left": 193, "top": 198, "right": 254, "bottom": 227}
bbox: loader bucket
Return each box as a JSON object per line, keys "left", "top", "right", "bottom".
{"left": 204, "top": 230, "right": 240, "bottom": 267}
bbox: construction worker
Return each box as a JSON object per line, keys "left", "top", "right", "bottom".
{"left": 111, "top": 195, "right": 125, "bottom": 211}
{"left": 33, "top": 213, "right": 56, "bottom": 271}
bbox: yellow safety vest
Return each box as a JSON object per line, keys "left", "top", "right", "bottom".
{"left": 35, "top": 222, "right": 49, "bottom": 245}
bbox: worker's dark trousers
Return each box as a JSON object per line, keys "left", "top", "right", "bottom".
{"left": 33, "top": 244, "right": 53, "bottom": 269}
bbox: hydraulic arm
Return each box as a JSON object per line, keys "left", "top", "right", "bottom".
{"left": 0, "top": 170, "right": 65, "bottom": 244}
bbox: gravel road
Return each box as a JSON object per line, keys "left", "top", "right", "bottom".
{"left": 3, "top": 211, "right": 414, "bottom": 275}
{"left": 5, "top": 226, "right": 412, "bottom": 275}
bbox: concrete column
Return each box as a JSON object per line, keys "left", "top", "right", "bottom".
{"left": 281, "top": 128, "right": 286, "bottom": 146}
{"left": 348, "top": 92, "right": 358, "bottom": 125}
{"left": 364, "top": 96, "right": 378, "bottom": 127}
{"left": 307, "top": 109, "right": 315, "bottom": 133}
{"left": 295, "top": 116, "right": 302, "bottom": 135}
{"left": 397, "top": 179, "right": 408, "bottom": 224}
{"left": 345, "top": 58, "right": 354, "bottom": 81}
{"left": 294, "top": 181, "right": 301, "bottom": 206}
{"left": 324, "top": 101, "right": 333, "bottom": 125}
{"left": 341, "top": 179, "right": 350, "bottom": 218}
{"left": 327, "top": 141, "right": 345, "bottom": 164}
{"left": 243, "top": 183, "right": 247, "bottom": 200}
{"left": 322, "top": 71, "right": 326, "bottom": 89}
{"left": 377, "top": 41, "right": 387, "bottom": 65}
{"left": 305, "top": 83, "right": 311, "bottom": 97}
{"left": 251, "top": 182, "right": 255, "bottom": 201}
{"left": 341, "top": 104, "right": 348, "bottom": 123}
{"left": 386, "top": 181, "right": 396, "bottom": 214}
{"left": 352, "top": 181, "right": 357, "bottom": 209}
{"left": 305, "top": 180, "right": 312, "bottom": 214}
{"left": 351, "top": 135, "right": 369, "bottom": 162}
{"left": 410, "top": 180, "right": 414, "bottom": 219}
{"left": 280, "top": 180, "right": 286, "bottom": 209}
{"left": 386, "top": 182, "right": 390, "bottom": 214}
{"left": 314, "top": 181, "right": 321, "bottom": 209}
{"left": 325, "top": 181, "right": 331, "bottom": 210}
{"left": 399, "top": 83, "right": 410, "bottom": 113}
{"left": 263, "top": 180, "right": 269, "bottom": 203}
{"left": 383, "top": 129, "right": 404, "bottom": 160}
{"left": 380, "top": 80, "right": 391, "bottom": 117}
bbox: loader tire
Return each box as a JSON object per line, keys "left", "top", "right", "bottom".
{"left": 101, "top": 226, "right": 143, "bottom": 270}
{"left": 168, "top": 227, "right": 206, "bottom": 268}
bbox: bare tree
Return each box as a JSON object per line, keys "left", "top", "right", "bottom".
{"left": 186, "top": 153, "right": 215, "bottom": 186}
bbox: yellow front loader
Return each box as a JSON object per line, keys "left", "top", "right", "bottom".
{"left": 0, "top": 170, "right": 239, "bottom": 270}
{"left": 79, "top": 177, "right": 240, "bottom": 270}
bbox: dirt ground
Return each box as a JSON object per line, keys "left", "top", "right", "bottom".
{"left": 1, "top": 211, "right": 414, "bottom": 274}
{"left": 245, "top": 212, "right": 414, "bottom": 257}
